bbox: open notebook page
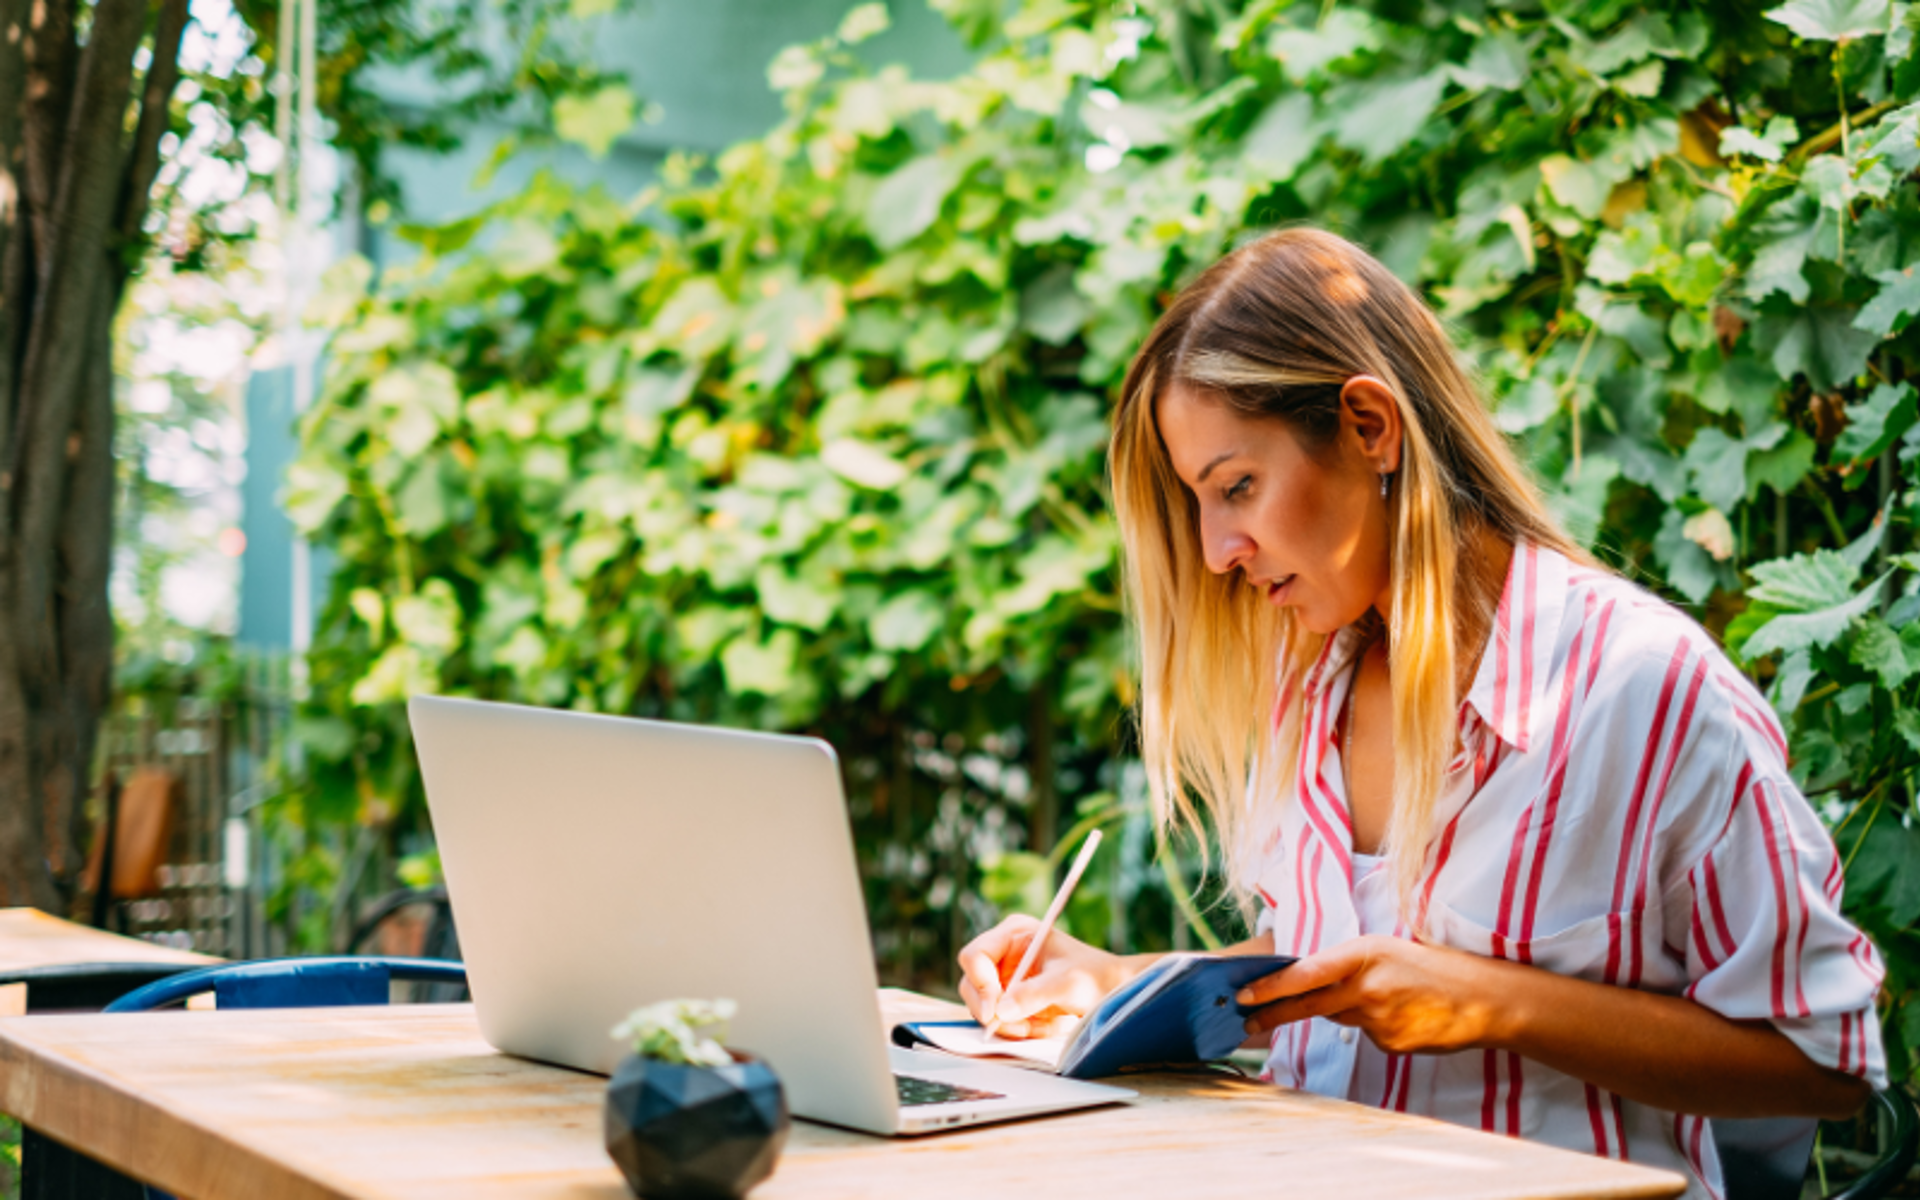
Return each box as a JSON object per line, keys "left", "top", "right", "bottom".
{"left": 909, "top": 1022, "right": 1071, "bottom": 1069}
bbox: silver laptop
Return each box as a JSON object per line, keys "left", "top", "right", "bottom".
{"left": 408, "top": 695, "right": 1133, "bottom": 1135}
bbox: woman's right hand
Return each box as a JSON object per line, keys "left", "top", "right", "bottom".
{"left": 956, "top": 915, "right": 1146, "bottom": 1039}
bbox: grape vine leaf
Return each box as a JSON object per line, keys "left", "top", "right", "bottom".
{"left": 1751, "top": 548, "right": 1866, "bottom": 610}
{"left": 720, "top": 628, "right": 799, "bottom": 696}
{"left": 868, "top": 155, "right": 960, "bottom": 250}
{"left": 1759, "top": 305, "right": 1879, "bottom": 389}
{"left": 1836, "top": 382, "right": 1919, "bottom": 461}
{"left": 1747, "top": 429, "right": 1819, "bottom": 498}
{"left": 1654, "top": 507, "right": 1723, "bottom": 602}
{"left": 1243, "top": 93, "right": 1320, "bottom": 180}
{"left": 1852, "top": 616, "right": 1916, "bottom": 689}
{"left": 1839, "top": 813, "right": 1920, "bottom": 927}
{"left": 1020, "top": 264, "right": 1092, "bottom": 345}
{"left": 1539, "top": 155, "right": 1615, "bottom": 220}
{"left": 1856, "top": 265, "right": 1920, "bottom": 337}
{"left": 1454, "top": 30, "right": 1528, "bottom": 91}
{"left": 870, "top": 590, "right": 945, "bottom": 652}
{"left": 1742, "top": 573, "right": 1890, "bottom": 658}
{"left": 1685, "top": 426, "right": 1764, "bottom": 513}
{"left": 1746, "top": 201, "right": 1821, "bottom": 304}
{"left": 1267, "top": 9, "right": 1379, "bottom": 82}
{"left": 1765, "top": 0, "right": 1892, "bottom": 41}
{"left": 1331, "top": 72, "right": 1448, "bottom": 164}
{"left": 553, "top": 84, "right": 636, "bottom": 159}
{"left": 1720, "top": 116, "right": 1800, "bottom": 162}
{"left": 837, "top": 2, "right": 890, "bottom": 43}
{"left": 1862, "top": 105, "right": 1920, "bottom": 173}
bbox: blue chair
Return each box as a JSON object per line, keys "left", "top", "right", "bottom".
{"left": 1717, "top": 1087, "right": 1918, "bottom": 1200}
{"left": 23, "top": 957, "right": 469, "bottom": 1200}
{"left": 103, "top": 955, "right": 467, "bottom": 1012}
{"left": 0, "top": 962, "right": 199, "bottom": 1012}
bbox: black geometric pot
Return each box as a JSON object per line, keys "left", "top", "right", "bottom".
{"left": 604, "top": 1052, "right": 790, "bottom": 1199}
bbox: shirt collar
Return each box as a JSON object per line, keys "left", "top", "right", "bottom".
{"left": 1301, "top": 623, "right": 1365, "bottom": 700}
{"left": 1460, "top": 540, "right": 1568, "bottom": 754}
{"left": 1301, "top": 541, "right": 1569, "bottom": 756}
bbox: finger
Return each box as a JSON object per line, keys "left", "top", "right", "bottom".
{"left": 1025, "top": 1012, "right": 1083, "bottom": 1041}
{"left": 957, "top": 951, "right": 1002, "bottom": 1017}
{"left": 1237, "top": 941, "right": 1366, "bottom": 1006}
{"left": 959, "top": 916, "right": 1041, "bottom": 990}
{"left": 990, "top": 1008, "right": 1081, "bottom": 1042}
{"left": 997, "top": 962, "right": 1105, "bottom": 1023}
{"left": 958, "top": 940, "right": 1024, "bottom": 1014}
{"left": 959, "top": 977, "right": 993, "bottom": 1025}
{"left": 1243, "top": 980, "right": 1363, "bottom": 1036}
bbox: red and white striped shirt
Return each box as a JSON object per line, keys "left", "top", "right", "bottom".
{"left": 1241, "top": 541, "right": 1885, "bottom": 1199}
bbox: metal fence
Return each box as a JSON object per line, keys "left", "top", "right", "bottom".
{"left": 90, "top": 652, "right": 292, "bottom": 959}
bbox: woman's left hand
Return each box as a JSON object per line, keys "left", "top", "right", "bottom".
{"left": 1237, "top": 934, "right": 1504, "bottom": 1054}
{"left": 1240, "top": 932, "right": 1873, "bottom": 1119}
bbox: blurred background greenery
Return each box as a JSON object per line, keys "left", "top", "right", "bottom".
{"left": 97, "top": 0, "right": 1920, "bottom": 1085}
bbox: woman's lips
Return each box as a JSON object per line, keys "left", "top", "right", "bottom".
{"left": 1266, "top": 575, "right": 1297, "bottom": 605}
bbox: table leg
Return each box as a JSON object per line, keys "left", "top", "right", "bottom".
{"left": 21, "top": 1127, "right": 146, "bottom": 1200}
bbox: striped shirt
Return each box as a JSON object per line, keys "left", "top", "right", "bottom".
{"left": 1241, "top": 541, "right": 1885, "bottom": 1200}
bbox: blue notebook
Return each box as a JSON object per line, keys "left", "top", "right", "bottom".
{"left": 894, "top": 953, "right": 1296, "bottom": 1080}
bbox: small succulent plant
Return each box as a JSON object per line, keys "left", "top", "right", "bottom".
{"left": 611, "top": 998, "right": 738, "bottom": 1067}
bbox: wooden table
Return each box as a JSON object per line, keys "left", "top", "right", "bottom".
{"left": 0, "top": 907, "right": 218, "bottom": 973}
{"left": 0, "top": 907, "right": 218, "bottom": 1014}
{"left": 0, "top": 990, "right": 1687, "bottom": 1200}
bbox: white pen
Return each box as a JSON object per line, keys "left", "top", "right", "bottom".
{"left": 985, "top": 828, "right": 1103, "bottom": 1038}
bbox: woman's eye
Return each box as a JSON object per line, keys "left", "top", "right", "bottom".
{"left": 1225, "top": 475, "right": 1253, "bottom": 501}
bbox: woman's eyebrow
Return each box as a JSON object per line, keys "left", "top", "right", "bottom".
{"left": 1195, "top": 452, "right": 1236, "bottom": 483}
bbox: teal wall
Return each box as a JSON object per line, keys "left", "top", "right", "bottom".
{"left": 376, "top": 0, "right": 971, "bottom": 228}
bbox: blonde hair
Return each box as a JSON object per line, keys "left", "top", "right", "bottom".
{"left": 1109, "top": 228, "right": 1584, "bottom": 920}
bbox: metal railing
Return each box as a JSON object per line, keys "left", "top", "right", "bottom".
{"left": 91, "top": 651, "right": 292, "bottom": 959}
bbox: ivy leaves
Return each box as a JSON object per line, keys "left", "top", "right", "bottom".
{"left": 554, "top": 85, "right": 638, "bottom": 159}
{"left": 297, "top": 0, "right": 1920, "bottom": 1056}
{"left": 1859, "top": 265, "right": 1920, "bottom": 336}
{"left": 868, "top": 156, "right": 963, "bottom": 250}
{"left": 1739, "top": 552, "right": 1889, "bottom": 660}
{"left": 1836, "top": 382, "right": 1919, "bottom": 461}
{"left": 1765, "top": 0, "right": 1892, "bottom": 43}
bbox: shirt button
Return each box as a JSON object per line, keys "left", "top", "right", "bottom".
{"left": 1339, "top": 1027, "right": 1356, "bottom": 1044}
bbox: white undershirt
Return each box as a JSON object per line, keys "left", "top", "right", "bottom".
{"left": 1345, "top": 850, "right": 1397, "bottom": 1103}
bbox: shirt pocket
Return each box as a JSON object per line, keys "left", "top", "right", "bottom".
{"left": 1429, "top": 899, "right": 1624, "bottom": 983}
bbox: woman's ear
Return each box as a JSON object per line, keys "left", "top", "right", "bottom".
{"left": 1339, "top": 375, "right": 1403, "bottom": 475}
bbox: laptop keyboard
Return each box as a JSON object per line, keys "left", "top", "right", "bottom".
{"left": 895, "top": 1074, "right": 1005, "bottom": 1107}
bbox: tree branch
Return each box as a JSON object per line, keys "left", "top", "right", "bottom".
{"left": 19, "top": 0, "right": 76, "bottom": 278}
{"left": 115, "top": 0, "right": 189, "bottom": 281}
{"left": 52, "top": 281, "right": 115, "bottom": 887}
{"left": 0, "top": 222, "right": 24, "bottom": 512}
{"left": 10, "top": 0, "right": 144, "bottom": 609}
{"left": 0, "top": 0, "right": 30, "bottom": 473}
{"left": 0, "top": 606, "right": 51, "bottom": 909}
{"left": 0, "top": 0, "right": 26, "bottom": 224}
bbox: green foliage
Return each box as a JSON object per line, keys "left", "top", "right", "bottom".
{"left": 224, "top": 0, "right": 648, "bottom": 211}
{"left": 110, "top": 0, "right": 646, "bottom": 680}
{"left": 298, "top": 0, "right": 1920, "bottom": 1056}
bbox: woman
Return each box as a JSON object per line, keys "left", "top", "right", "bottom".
{"left": 957, "top": 228, "right": 1882, "bottom": 1197}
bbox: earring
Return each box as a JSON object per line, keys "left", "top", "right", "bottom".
{"left": 1379, "top": 472, "right": 1392, "bottom": 498}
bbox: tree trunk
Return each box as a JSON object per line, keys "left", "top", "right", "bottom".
{"left": 0, "top": 0, "right": 186, "bottom": 909}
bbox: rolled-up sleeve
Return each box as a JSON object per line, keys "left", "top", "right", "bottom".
{"left": 1678, "top": 773, "right": 1886, "bottom": 1087}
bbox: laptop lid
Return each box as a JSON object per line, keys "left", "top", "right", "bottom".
{"left": 408, "top": 695, "right": 899, "bottom": 1133}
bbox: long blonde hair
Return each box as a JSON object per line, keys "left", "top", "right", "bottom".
{"left": 1109, "top": 228, "right": 1583, "bottom": 917}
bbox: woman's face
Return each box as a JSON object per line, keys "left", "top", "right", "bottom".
{"left": 1156, "top": 380, "right": 1399, "bottom": 635}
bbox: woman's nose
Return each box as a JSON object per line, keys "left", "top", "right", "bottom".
{"left": 1204, "top": 522, "right": 1255, "bottom": 576}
